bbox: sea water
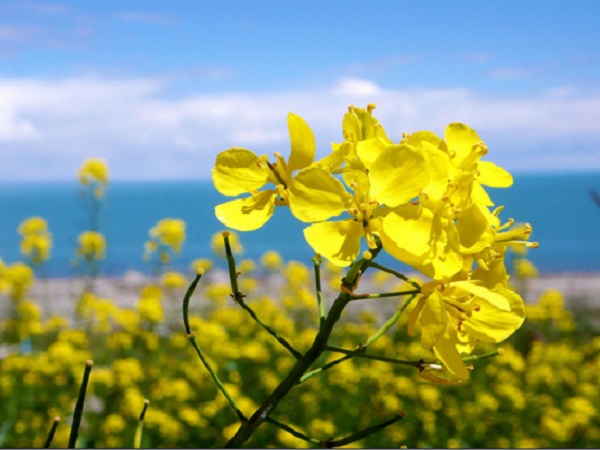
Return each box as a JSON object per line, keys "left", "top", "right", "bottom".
{"left": 1, "top": 171, "right": 599, "bottom": 277}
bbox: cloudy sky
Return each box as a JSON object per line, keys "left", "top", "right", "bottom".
{"left": 1, "top": 0, "right": 599, "bottom": 182}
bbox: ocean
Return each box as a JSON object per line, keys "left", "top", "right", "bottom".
{"left": 1, "top": 171, "right": 599, "bottom": 277}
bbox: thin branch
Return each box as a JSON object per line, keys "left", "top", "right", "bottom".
{"left": 312, "top": 254, "right": 326, "bottom": 328}
{"left": 324, "top": 346, "right": 422, "bottom": 368}
{"left": 68, "top": 360, "right": 93, "bottom": 448}
{"left": 44, "top": 416, "right": 60, "bottom": 448}
{"left": 324, "top": 412, "right": 407, "bottom": 448}
{"left": 366, "top": 261, "right": 421, "bottom": 290}
{"left": 265, "top": 417, "right": 321, "bottom": 445}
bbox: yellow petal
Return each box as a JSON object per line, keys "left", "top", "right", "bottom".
{"left": 445, "top": 123, "right": 482, "bottom": 167}
{"left": 212, "top": 148, "right": 270, "bottom": 196}
{"left": 303, "top": 220, "right": 362, "bottom": 267}
{"left": 471, "top": 181, "right": 494, "bottom": 207}
{"left": 433, "top": 330, "right": 470, "bottom": 380}
{"left": 214, "top": 190, "right": 276, "bottom": 231}
{"left": 356, "top": 137, "right": 389, "bottom": 170}
{"left": 369, "top": 144, "right": 429, "bottom": 207}
{"left": 460, "top": 292, "right": 525, "bottom": 342}
{"left": 450, "top": 281, "right": 511, "bottom": 312}
{"left": 381, "top": 204, "right": 432, "bottom": 260}
{"left": 287, "top": 113, "right": 316, "bottom": 172}
{"left": 288, "top": 167, "right": 353, "bottom": 223}
{"left": 477, "top": 161, "right": 513, "bottom": 188}
{"left": 419, "top": 290, "right": 446, "bottom": 349}
{"left": 456, "top": 203, "right": 494, "bottom": 253}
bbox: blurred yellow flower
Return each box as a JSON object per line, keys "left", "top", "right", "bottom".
{"left": 75, "top": 231, "right": 106, "bottom": 260}
{"left": 78, "top": 157, "right": 109, "bottom": 198}
{"left": 18, "top": 217, "right": 52, "bottom": 265}
{"left": 160, "top": 270, "right": 187, "bottom": 289}
{"left": 260, "top": 250, "right": 283, "bottom": 272}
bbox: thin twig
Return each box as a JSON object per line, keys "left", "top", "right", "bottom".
{"left": 68, "top": 360, "right": 93, "bottom": 448}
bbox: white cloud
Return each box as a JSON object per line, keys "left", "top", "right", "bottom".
{"left": 1, "top": 75, "right": 599, "bottom": 181}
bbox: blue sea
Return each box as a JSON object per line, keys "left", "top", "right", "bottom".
{"left": 1, "top": 171, "right": 599, "bottom": 277}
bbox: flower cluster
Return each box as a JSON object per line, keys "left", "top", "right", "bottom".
{"left": 143, "top": 218, "right": 186, "bottom": 265}
{"left": 18, "top": 217, "right": 52, "bottom": 266}
{"left": 213, "top": 105, "right": 536, "bottom": 381}
{"left": 78, "top": 158, "right": 109, "bottom": 199}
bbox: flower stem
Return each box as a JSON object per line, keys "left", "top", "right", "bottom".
{"left": 296, "top": 354, "right": 353, "bottom": 385}
{"left": 323, "top": 412, "right": 407, "bottom": 448}
{"left": 264, "top": 417, "right": 321, "bottom": 445}
{"left": 312, "top": 254, "right": 326, "bottom": 328}
{"left": 133, "top": 399, "right": 150, "bottom": 449}
{"left": 349, "top": 289, "right": 420, "bottom": 300}
{"left": 225, "top": 247, "right": 383, "bottom": 448}
{"left": 366, "top": 261, "right": 421, "bottom": 290}
{"left": 44, "top": 416, "right": 60, "bottom": 448}
{"left": 68, "top": 360, "right": 93, "bottom": 449}
{"left": 363, "top": 294, "right": 417, "bottom": 347}
{"left": 182, "top": 273, "right": 246, "bottom": 423}
{"left": 323, "top": 346, "right": 422, "bottom": 368}
{"left": 223, "top": 233, "right": 301, "bottom": 359}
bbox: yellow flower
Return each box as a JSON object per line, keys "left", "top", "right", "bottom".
{"left": 148, "top": 218, "right": 186, "bottom": 253}
{"left": 5, "top": 262, "right": 34, "bottom": 299}
{"left": 18, "top": 217, "right": 52, "bottom": 265}
{"left": 213, "top": 113, "right": 315, "bottom": 230}
{"left": 78, "top": 157, "right": 109, "bottom": 189}
{"left": 408, "top": 272, "right": 524, "bottom": 380}
{"left": 288, "top": 141, "right": 429, "bottom": 266}
{"left": 260, "top": 250, "right": 283, "bottom": 272}
{"left": 190, "top": 257, "right": 213, "bottom": 273}
{"left": 76, "top": 231, "right": 106, "bottom": 260}
{"left": 160, "top": 270, "right": 187, "bottom": 289}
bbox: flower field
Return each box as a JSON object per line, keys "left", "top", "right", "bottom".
{"left": 1, "top": 250, "right": 600, "bottom": 448}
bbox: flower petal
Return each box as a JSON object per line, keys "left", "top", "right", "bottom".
{"left": 477, "top": 161, "right": 513, "bottom": 188}
{"left": 420, "top": 290, "right": 447, "bottom": 349}
{"left": 214, "top": 190, "right": 276, "bottom": 231}
{"left": 445, "top": 123, "right": 482, "bottom": 167}
{"left": 287, "top": 113, "right": 316, "bottom": 172}
{"left": 369, "top": 144, "right": 429, "bottom": 207}
{"left": 288, "top": 167, "right": 353, "bottom": 223}
{"left": 432, "top": 330, "right": 470, "bottom": 380}
{"left": 213, "top": 148, "right": 270, "bottom": 196}
{"left": 303, "top": 220, "right": 362, "bottom": 267}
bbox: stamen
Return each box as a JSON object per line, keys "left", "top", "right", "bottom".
{"left": 367, "top": 103, "right": 376, "bottom": 112}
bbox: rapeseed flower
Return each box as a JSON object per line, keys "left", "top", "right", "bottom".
{"left": 18, "top": 217, "right": 52, "bottom": 265}
{"left": 78, "top": 157, "right": 109, "bottom": 198}
{"left": 75, "top": 231, "right": 106, "bottom": 260}
{"left": 213, "top": 113, "right": 315, "bottom": 230}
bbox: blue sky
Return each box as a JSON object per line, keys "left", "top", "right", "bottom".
{"left": 1, "top": 0, "right": 600, "bottom": 181}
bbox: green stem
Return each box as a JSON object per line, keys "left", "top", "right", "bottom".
{"left": 324, "top": 346, "right": 422, "bottom": 368}
{"left": 366, "top": 261, "right": 421, "bottom": 290}
{"left": 264, "top": 417, "right": 321, "bottom": 445}
{"left": 223, "top": 232, "right": 241, "bottom": 295}
{"left": 312, "top": 254, "right": 326, "bottom": 328}
{"left": 225, "top": 247, "right": 383, "bottom": 448}
{"left": 349, "top": 289, "right": 420, "bottom": 300}
{"left": 363, "top": 294, "right": 417, "bottom": 347}
{"left": 188, "top": 333, "right": 247, "bottom": 422}
{"left": 182, "top": 270, "right": 246, "bottom": 422}
{"left": 44, "top": 416, "right": 60, "bottom": 448}
{"left": 296, "top": 354, "right": 353, "bottom": 385}
{"left": 461, "top": 348, "right": 504, "bottom": 364}
{"left": 223, "top": 233, "right": 301, "bottom": 359}
{"left": 324, "top": 413, "right": 407, "bottom": 448}
{"left": 133, "top": 399, "right": 150, "bottom": 449}
{"left": 68, "top": 360, "right": 93, "bottom": 449}
{"left": 236, "top": 297, "right": 302, "bottom": 359}
{"left": 182, "top": 273, "right": 202, "bottom": 334}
